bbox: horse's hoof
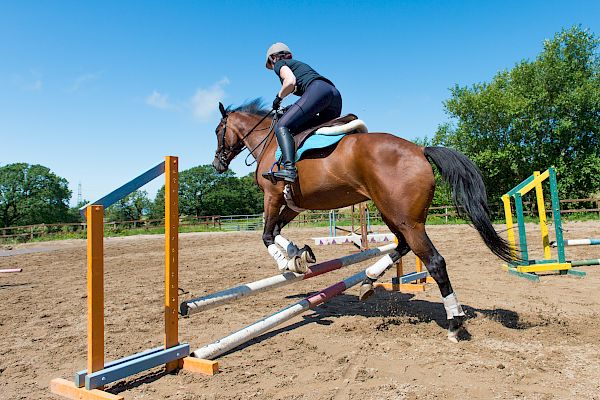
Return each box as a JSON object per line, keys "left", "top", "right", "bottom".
{"left": 286, "top": 256, "right": 308, "bottom": 274}
{"left": 447, "top": 329, "right": 460, "bottom": 343}
{"left": 359, "top": 281, "right": 374, "bottom": 301}
{"left": 299, "top": 245, "right": 316, "bottom": 264}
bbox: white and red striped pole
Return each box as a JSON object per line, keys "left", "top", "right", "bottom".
{"left": 191, "top": 253, "right": 398, "bottom": 360}
{"left": 180, "top": 243, "right": 396, "bottom": 316}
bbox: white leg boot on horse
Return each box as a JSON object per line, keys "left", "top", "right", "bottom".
{"left": 358, "top": 252, "right": 401, "bottom": 301}
{"left": 275, "top": 235, "right": 316, "bottom": 268}
{"left": 442, "top": 292, "right": 466, "bottom": 343}
{"left": 267, "top": 243, "right": 307, "bottom": 273}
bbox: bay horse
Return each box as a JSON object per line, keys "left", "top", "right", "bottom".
{"left": 212, "top": 99, "right": 513, "bottom": 342}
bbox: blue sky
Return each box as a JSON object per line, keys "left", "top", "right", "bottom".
{"left": 1, "top": 1, "right": 599, "bottom": 205}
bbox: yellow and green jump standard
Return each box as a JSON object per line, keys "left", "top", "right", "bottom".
{"left": 50, "top": 157, "right": 217, "bottom": 400}
{"left": 502, "top": 167, "right": 597, "bottom": 281}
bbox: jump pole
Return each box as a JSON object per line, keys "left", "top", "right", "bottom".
{"left": 191, "top": 252, "right": 399, "bottom": 360}
{"left": 374, "top": 255, "right": 434, "bottom": 292}
{"left": 0, "top": 268, "right": 22, "bottom": 273}
{"left": 180, "top": 243, "right": 397, "bottom": 316}
{"left": 551, "top": 239, "right": 600, "bottom": 247}
{"left": 571, "top": 259, "right": 600, "bottom": 267}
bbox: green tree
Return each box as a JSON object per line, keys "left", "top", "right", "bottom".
{"left": 105, "top": 190, "right": 151, "bottom": 222}
{"left": 148, "top": 186, "right": 166, "bottom": 220}
{"left": 434, "top": 26, "right": 600, "bottom": 201}
{"left": 238, "top": 173, "right": 264, "bottom": 213}
{"left": 204, "top": 172, "right": 264, "bottom": 215}
{"left": 0, "top": 163, "right": 72, "bottom": 227}
{"left": 177, "top": 165, "right": 234, "bottom": 217}
{"left": 150, "top": 168, "right": 264, "bottom": 218}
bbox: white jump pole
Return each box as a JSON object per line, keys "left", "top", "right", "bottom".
{"left": 564, "top": 238, "right": 600, "bottom": 246}
{"left": 191, "top": 253, "right": 397, "bottom": 360}
{"left": 180, "top": 243, "right": 396, "bottom": 316}
{"left": 0, "top": 268, "right": 22, "bottom": 273}
{"left": 551, "top": 238, "right": 600, "bottom": 247}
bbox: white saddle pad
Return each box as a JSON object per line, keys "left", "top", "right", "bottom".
{"left": 314, "top": 119, "right": 368, "bottom": 135}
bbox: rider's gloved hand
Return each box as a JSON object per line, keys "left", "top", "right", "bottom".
{"left": 272, "top": 95, "right": 282, "bottom": 110}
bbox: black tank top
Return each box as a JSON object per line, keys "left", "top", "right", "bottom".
{"left": 273, "top": 59, "right": 334, "bottom": 96}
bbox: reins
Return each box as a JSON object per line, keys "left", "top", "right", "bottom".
{"left": 244, "top": 112, "right": 278, "bottom": 166}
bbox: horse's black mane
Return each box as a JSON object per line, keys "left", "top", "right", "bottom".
{"left": 227, "top": 98, "right": 270, "bottom": 116}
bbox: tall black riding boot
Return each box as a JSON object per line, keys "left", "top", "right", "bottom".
{"left": 272, "top": 127, "right": 297, "bottom": 182}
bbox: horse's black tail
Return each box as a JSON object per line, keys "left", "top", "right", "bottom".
{"left": 424, "top": 146, "right": 514, "bottom": 263}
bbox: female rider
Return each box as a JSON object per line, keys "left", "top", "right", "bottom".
{"left": 263, "top": 42, "right": 342, "bottom": 182}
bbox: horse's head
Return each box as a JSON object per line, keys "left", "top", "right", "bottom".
{"left": 212, "top": 102, "right": 245, "bottom": 173}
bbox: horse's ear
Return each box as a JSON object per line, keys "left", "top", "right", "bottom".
{"left": 219, "top": 102, "right": 227, "bottom": 118}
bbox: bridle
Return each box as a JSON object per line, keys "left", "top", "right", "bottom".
{"left": 216, "top": 110, "right": 279, "bottom": 167}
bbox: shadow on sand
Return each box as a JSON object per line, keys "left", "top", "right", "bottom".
{"left": 217, "top": 290, "right": 532, "bottom": 358}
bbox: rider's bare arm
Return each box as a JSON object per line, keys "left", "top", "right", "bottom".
{"left": 278, "top": 65, "right": 296, "bottom": 99}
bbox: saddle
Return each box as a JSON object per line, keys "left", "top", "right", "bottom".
{"left": 292, "top": 114, "right": 368, "bottom": 151}
{"left": 264, "top": 114, "right": 369, "bottom": 186}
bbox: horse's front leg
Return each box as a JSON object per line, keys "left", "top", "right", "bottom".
{"left": 262, "top": 195, "right": 307, "bottom": 273}
{"left": 273, "top": 206, "right": 316, "bottom": 265}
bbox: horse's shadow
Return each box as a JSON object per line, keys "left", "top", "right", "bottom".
{"left": 104, "top": 291, "right": 530, "bottom": 395}
{"left": 221, "top": 290, "right": 531, "bottom": 357}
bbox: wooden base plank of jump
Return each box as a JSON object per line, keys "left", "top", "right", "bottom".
{"left": 502, "top": 264, "right": 588, "bottom": 281}
{"left": 374, "top": 255, "right": 433, "bottom": 293}
{"left": 515, "top": 262, "right": 571, "bottom": 273}
{"left": 375, "top": 277, "right": 436, "bottom": 292}
{"left": 181, "top": 356, "right": 219, "bottom": 375}
{"left": 50, "top": 379, "right": 124, "bottom": 400}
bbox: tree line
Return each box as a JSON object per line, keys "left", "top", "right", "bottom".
{"left": 1, "top": 26, "right": 598, "bottom": 228}
{"left": 0, "top": 164, "right": 263, "bottom": 228}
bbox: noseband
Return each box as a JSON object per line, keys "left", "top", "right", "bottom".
{"left": 216, "top": 116, "right": 245, "bottom": 167}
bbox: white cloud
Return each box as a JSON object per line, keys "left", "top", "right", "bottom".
{"left": 70, "top": 72, "right": 101, "bottom": 92}
{"left": 13, "top": 69, "right": 43, "bottom": 91}
{"left": 146, "top": 90, "right": 175, "bottom": 110}
{"left": 25, "top": 79, "right": 43, "bottom": 91}
{"left": 190, "top": 78, "right": 229, "bottom": 121}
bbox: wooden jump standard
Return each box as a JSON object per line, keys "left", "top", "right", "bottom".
{"left": 190, "top": 252, "right": 400, "bottom": 360}
{"left": 51, "top": 157, "right": 216, "bottom": 400}
{"left": 502, "top": 167, "right": 599, "bottom": 281}
{"left": 374, "top": 255, "right": 435, "bottom": 293}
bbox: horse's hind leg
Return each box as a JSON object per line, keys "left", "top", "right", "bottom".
{"left": 401, "top": 223, "right": 466, "bottom": 342}
{"left": 357, "top": 222, "right": 410, "bottom": 301}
